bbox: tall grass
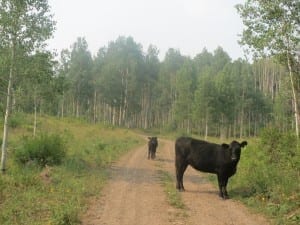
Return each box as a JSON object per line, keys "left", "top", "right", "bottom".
{"left": 229, "top": 128, "right": 300, "bottom": 225}
{"left": 0, "top": 115, "right": 142, "bottom": 225}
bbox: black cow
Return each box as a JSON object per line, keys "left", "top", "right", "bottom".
{"left": 148, "top": 137, "right": 158, "bottom": 160}
{"left": 175, "top": 137, "right": 247, "bottom": 199}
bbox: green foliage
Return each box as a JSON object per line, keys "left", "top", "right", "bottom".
{"left": 14, "top": 133, "right": 66, "bottom": 167}
{"left": 9, "top": 112, "right": 25, "bottom": 128}
{"left": 236, "top": 0, "right": 300, "bottom": 58}
{"left": 1, "top": 32, "right": 294, "bottom": 138}
{"left": 260, "top": 127, "right": 298, "bottom": 165}
{"left": 236, "top": 0, "right": 300, "bottom": 138}
{"left": 0, "top": 116, "right": 142, "bottom": 225}
{"left": 0, "top": 0, "right": 55, "bottom": 49}
{"left": 51, "top": 203, "right": 81, "bottom": 225}
{"left": 229, "top": 130, "right": 300, "bottom": 225}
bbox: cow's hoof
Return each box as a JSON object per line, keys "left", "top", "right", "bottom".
{"left": 223, "top": 195, "right": 229, "bottom": 200}
{"left": 220, "top": 194, "right": 229, "bottom": 200}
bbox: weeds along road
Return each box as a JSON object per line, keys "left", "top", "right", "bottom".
{"left": 81, "top": 138, "right": 270, "bottom": 225}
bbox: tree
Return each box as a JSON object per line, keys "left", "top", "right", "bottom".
{"left": 98, "top": 36, "right": 144, "bottom": 126}
{"left": 0, "top": 0, "right": 55, "bottom": 172}
{"left": 193, "top": 49, "right": 215, "bottom": 138}
{"left": 68, "top": 37, "right": 93, "bottom": 118}
{"left": 141, "top": 45, "right": 160, "bottom": 128}
{"left": 24, "top": 51, "right": 55, "bottom": 136}
{"left": 236, "top": 0, "right": 300, "bottom": 136}
{"left": 174, "top": 59, "right": 196, "bottom": 133}
{"left": 56, "top": 49, "right": 71, "bottom": 118}
{"left": 156, "top": 49, "right": 185, "bottom": 129}
{"left": 193, "top": 70, "right": 215, "bottom": 138}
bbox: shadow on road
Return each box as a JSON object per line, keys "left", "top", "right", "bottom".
{"left": 108, "top": 164, "right": 161, "bottom": 184}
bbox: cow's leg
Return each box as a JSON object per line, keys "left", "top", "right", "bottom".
{"left": 175, "top": 160, "right": 188, "bottom": 191}
{"left": 179, "top": 163, "right": 188, "bottom": 191}
{"left": 151, "top": 149, "right": 156, "bottom": 159}
{"left": 152, "top": 149, "right": 156, "bottom": 159}
{"left": 223, "top": 177, "right": 229, "bottom": 199}
{"left": 217, "top": 175, "right": 229, "bottom": 199}
{"left": 148, "top": 148, "right": 151, "bottom": 159}
{"left": 217, "top": 175, "right": 223, "bottom": 198}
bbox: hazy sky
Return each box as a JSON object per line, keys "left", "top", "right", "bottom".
{"left": 47, "top": 0, "right": 246, "bottom": 60}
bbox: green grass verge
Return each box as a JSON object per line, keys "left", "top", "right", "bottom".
{"left": 0, "top": 115, "right": 143, "bottom": 225}
{"left": 203, "top": 137, "right": 300, "bottom": 225}
{"left": 158, "top": 170, "right": 185, "bottom": 209}
{"left": 229, "top": 140, "right": 300, "bottom": 225}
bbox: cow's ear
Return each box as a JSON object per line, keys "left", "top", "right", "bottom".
{"left": 221, "top": 143, "right": 229, "bottom": 149}
{"left": 240, "top": 141, "right": 248, "bottom": 148}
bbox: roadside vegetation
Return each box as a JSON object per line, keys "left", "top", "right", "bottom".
{"left": 1, "top": 117, "right": 299, "bottom": 225}
{"left": 158, "top": 168, "right": 189, "bottom": 224}
{"left": 0, "top": 114, "right": 142, "bottom": 225}
{"left": 201, "top": 128, "right": 299, "bottom": 225}
{"left": 229, "top": 128, "right": 300, "bottom": 225}
{"left": 158, "top": 169, "right": 185, "bottom": 210}
{"left": 149, "top": 128, "right": 300, "bottom": 225}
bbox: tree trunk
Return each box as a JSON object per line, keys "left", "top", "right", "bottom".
{"left": 122, "top": 68, "right": 129, "bottom": 126}
{"left": 112, "top": 106, "right": 116, "bottom": 126}
{"left": 287, "top": 51, "right": 299, "bottom": 137}
{"left": 61, "top": 90, "right": 64, "bottom": 118}
{"left": 76, "top": 100, "right": 79, "bottom": 118}
{"left": 33, "top": 89, "right": 37, "bottom": 137}
{"left": 205, "top": 116, "right": 208, "bottom": 140}
{"left": 93, "top": 90, "right": 97, "bottom": 123}
{"left": 1, "top": 45, "right": 15, "bottom": 173}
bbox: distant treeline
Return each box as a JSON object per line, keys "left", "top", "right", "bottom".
{"left": 0, "top": 36, "right": 294, "bottom": 137}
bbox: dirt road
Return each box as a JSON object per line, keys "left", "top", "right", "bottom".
{"left": 81, "top": 138, "right": 270, "bottom": 225}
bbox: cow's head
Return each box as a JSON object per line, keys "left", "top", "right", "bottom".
{"left": 222, "top": 141, "right": 247, "bottom": 161}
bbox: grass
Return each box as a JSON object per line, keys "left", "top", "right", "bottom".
{"left": 228, "top": 139, "right": 300, "bottom": 225}
{"left": 157, "top": 168, "right": 188, "bottom": 223}
{"left": 1, "top": 115, "right": 299, "bottom": 225}
{"left": 158, "top": 169, "right": 185, "bottom": 209}
{"left": 0, "top": 114, "right": 143, "bottom": 225}
{"left": 203, "top": 137, "right": 300, "bottom": 225}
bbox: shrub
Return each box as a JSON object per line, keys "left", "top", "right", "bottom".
{"left": 14, "top": 133, "right": 66, "bottom": 167}
{"left": 9, "top": 112, "right": 24, "bottom": 128}
{"left": 231, "top": 128, "right": 300, "bottom": 225}
{"left": 260, "top": 127, "right": 298, "bottom": 164}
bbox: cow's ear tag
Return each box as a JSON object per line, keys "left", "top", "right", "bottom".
{"left": 221, "top": 144, "right": 229, "bottom": 149}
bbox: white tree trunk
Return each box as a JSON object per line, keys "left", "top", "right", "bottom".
{"left": 33, "top": 90, "right": 37, "bottom": 137}
{"left": 1, "top": 46, "right": 14, "bottom": 173}
{"left": 287, "top": 51, "right": 299, "bottom": 137}
{"left": 61, "top": 90, "right": 64, "bottom": 118}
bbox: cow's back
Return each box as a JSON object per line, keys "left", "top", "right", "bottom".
{"left": 175, "top": 137, "right": 221, "bottom": 173}
{"left": 175, "top": 137, "right": 209, "bottom": 157}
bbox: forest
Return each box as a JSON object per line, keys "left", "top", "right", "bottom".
{"left": 0, "top": 1, "right": 299, "bottom": 141}
{"left": 0, "top": 36, "right": 296, "bottom": 137}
